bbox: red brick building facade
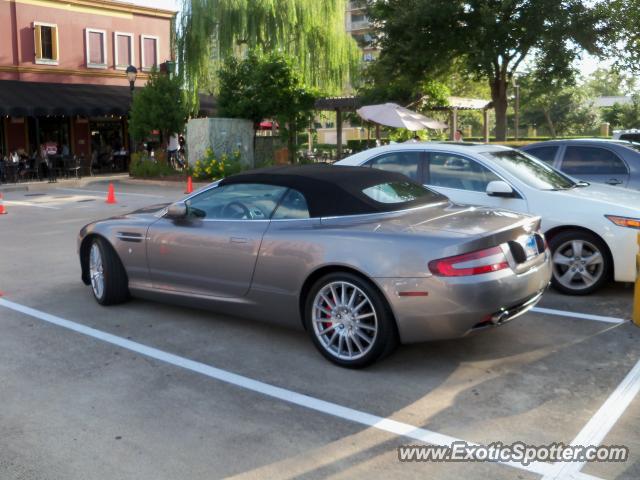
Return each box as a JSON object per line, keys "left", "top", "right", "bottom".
{"left": 0, "top": 0, "right": 175, "bottom": 166}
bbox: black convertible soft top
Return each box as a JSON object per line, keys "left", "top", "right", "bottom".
{"left": 219, "top": 164, "right": 445, "bottom": 218}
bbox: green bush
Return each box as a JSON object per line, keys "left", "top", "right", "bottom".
{"left": 192, "top": 148, "right": 244, "bottom": 181}
{"left": 129, "top": 153, "right": 179, "bottom": 178}
{"left": 346, "top": 139, "right": 377, "bottom": 153}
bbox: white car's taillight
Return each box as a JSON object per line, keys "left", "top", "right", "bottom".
{"left": 429, "top": 246, "right": 509, "bottom": 277}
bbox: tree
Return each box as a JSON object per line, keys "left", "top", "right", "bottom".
{"left": 519, "top": 70, "right": 598, "bottom": 137}
{"left": 583, "top": 68, "right": 637, "bottom": 97}
{"left": 129, "top": 71, "right": 188, "bottom": 148}
{"left": 601, "top": 96, "right": 640, "bottom": 129}
{"left": 178, "top": 0, "right": 360, "bottom": 106}
{"left": 218, "top": 52, "right": 317, "bottom": 163}
{"left": 366, "top": 0, "right": 610, "bottom": 140}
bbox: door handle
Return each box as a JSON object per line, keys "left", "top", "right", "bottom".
{"left": 606, "top": 178, "right": 622, "bottom": 186}
{"left": 230, "top": 237, "right": 248, "bottom": 244}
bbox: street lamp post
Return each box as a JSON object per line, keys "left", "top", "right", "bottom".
{"left": 512, "top": 76, "right": 520, "bottom": 141}
{"left": 125, "top": 65, "right": 138, "bottom": 157}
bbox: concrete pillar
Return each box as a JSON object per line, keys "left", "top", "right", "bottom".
{"left": 600, "top": 122, "right": 610, "bottom": 137}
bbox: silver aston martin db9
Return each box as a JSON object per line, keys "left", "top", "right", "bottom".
{"left": 78, "top": 165, "right": 552, "bottom": 367}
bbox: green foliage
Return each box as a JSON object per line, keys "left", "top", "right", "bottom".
{"left": 191, "top": 148, "right": 244, "bottom": 181}
{"left": 178, "top": 0, "right": 360, "bottom": 109}
{"left": 218, "top": 51, "right": 318, "bottom": 162}
{"left": 583, "top": 68, "right": 638, "bottom": 97}
{"left": 601, "top": 96, "right": 640, "bottom": 129}
{"left": 346, "top": 139, "right": 378, "bottom": 153}
{"left": 518, "top": 69, "right": 599, "bottom": 137}
{"left": 129, "top": 70, "right": 188, "bottom": 143}
{"left": 219, "top": 52, "right": 317, "bottom": 124}
{"left": 129, "top": 153, "right": 180, "bottom": 178}
{"left": 366, "top": 0, "right": 610, "bottom": 140}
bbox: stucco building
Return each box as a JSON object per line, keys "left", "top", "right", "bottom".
{"left": 0, "top": 0, "right": 175, "bottom": 167}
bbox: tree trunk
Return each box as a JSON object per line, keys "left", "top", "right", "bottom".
{"left": 287, "top": 118, "right": 296, "bottom": 164}
{"left": 490, "top": 77, "right": 509, "bottom": 141}
{"left": 543, "top": 110, "right": 557, "bottom": 138}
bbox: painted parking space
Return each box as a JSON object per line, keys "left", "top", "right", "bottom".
{"left": 1, "top": 180, "right": 638, "bottom": 480}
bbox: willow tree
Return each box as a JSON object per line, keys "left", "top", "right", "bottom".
{"left": 178, "top": 0, "right": 360, "bottom": 106}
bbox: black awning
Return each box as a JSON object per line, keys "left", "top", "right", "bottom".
{"left": 0, "top": 80, "right": 216, "bottom": 118}
{"left": 0, "top": 79, "right": 135, "bottom": 117}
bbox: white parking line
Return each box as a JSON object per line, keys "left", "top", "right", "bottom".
{"left": 0, "top": 298, "right": 554, "bottom": 478}
{"left": 3, "top": 200, "right": 60, "bottom": 210}
{"left": 531, "top": 307, "right": 626, "bottom": 324}
{"left": 541, "top": 357, "right": 640, "bottom": 480}
{"left": 56, "top": 188, "right": 166, "bottom": 198}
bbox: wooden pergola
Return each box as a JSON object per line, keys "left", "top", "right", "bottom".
{"left": 425, "top": 97, "right": 493, "bottom": 142}
{"left": 314, "top": 96, "right": 361, "bottom": 160}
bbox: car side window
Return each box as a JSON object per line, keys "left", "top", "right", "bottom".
{"left": 365, "top": 151, "right": 422, "bottom": 182}
{"left": 427, "top": 152, "right": 501, "bottom": 192}
{"left": 561, "top": 146, "right": 628, "bottom": 175}
{"left": 186, "top": 183, "right": 287, "bottom": 220}
{"left": 272, "top": 189, "right": 310, "bottom": 219}
{"left": 525, "top": 146, "right": 558, "bottom": 165}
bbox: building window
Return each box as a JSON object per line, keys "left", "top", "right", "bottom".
{"left": 114, "top": 32, "right": 134, "bottom": 69}
{"left": 33, "top": 22, "right": 59, "bottom": 65}
{"left": 141, "top": 35, "right": 159, "bottom": 71}
{"left": 86, "top": 28, "right": 107, "bottom": 68}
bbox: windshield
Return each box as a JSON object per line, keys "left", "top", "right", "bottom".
{"left": 481, "top": 150, "right": 576, "bottom": 190}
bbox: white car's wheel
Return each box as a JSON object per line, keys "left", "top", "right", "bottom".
{"left": 549, "top": 230, "right": 610, "bottom": 295}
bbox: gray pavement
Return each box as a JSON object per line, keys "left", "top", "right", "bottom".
{"left": 0, "top": 178, "right": 639, "bottom": 480}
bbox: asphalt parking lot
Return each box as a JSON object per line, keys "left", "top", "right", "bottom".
{"left": 1, "top": 178, "right": 639, "bottom": 480}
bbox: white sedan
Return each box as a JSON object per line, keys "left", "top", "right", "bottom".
{"left": 337, "top": 142, "right": 640, "bottom": 295}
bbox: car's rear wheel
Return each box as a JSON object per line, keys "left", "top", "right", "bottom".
{"left": 89, "top": 237, "right": 129, "bottom": 305}
{"left": 304, "top": 272, "right": 397, "bottom": 368}
{"left": 548, "top": 230, "right": 610, "bottom": 295}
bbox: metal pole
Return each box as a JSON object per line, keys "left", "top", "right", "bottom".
{"left": 128, "top": 81, "right": 135, "bottom": 159}
{"left": 514, "top": 84, "right": 520, "bottom": 141}
{"left": 336, "top": 108, "right": 343, "bottom": 160}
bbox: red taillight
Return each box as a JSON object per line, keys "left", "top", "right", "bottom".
{"left": 429, "top": 246, "right": 509, "bottom": 277}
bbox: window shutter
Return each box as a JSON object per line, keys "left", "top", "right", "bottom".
{"left": 34, "top": 24, "right": 42, "bottom": 60}
{"left": 51, "top": 26, "right": 58, "bottom": 61}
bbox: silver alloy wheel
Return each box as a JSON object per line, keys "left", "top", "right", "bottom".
{"left": 311, "top": 281, "right": 378, "bottom": 361}
{"left": 552, "top": 239, "right": 604, "bottom": 290}
{"left": 89, "top": 243, "right": 105, "bottom": 300}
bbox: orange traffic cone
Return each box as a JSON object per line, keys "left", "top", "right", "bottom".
{"left": 105, "top": 183, "right": 117, "bottom": 204}
{"left": 185, "top": 176, "right": 193, "bottom": 194}
{"left": 0, "top": 193, "right": 7, "bottom": 215}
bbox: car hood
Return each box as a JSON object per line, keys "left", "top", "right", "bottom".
{"left": 553, "top": 183, "right": 640, "bottom": 216}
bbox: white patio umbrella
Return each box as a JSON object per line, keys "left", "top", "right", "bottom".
{"left": 356, "top": 102, "right": 448, "bottom": 131}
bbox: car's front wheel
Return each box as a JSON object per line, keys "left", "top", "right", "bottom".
{"left": 304, "top": 272, "right": 397, "bottom": 368}
{"left": 88, "top": 237, "right": 129, "bottom": 305}
{"left": 548, "top": 230, "right": 610, "bottom": 295}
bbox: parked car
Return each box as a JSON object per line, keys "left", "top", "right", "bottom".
{"left": 519, "top": 139, "right": 640, "bottom": 190}
{"left": 613, "top": 129, "right": 640, "bottom": 142}
{"left": 78, "top": 165, "right": 551, "bottom": 368}
{"left": 336, "top": 143, "right": 640, "bottom": 295}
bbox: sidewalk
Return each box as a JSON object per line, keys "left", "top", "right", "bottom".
{"left": 0, "top": 174, "right": 210, "bottom": 193}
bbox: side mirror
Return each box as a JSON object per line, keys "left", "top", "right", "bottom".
{"left": 165, "top": 202, "right": 188, "bottom": 219}
{"left": 486, "top": 180, "right": 515, "bottom": 198}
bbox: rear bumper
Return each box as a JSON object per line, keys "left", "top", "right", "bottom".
{"left": 373, "top": 255, "right": 552, "bottom": 343}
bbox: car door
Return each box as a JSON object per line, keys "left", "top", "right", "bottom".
{"left": 559, "top": 145, "right": 630, "bottom": 187}
{"left": 146, "top": 183, "right": 288, "bottom": 298}
{"left": 424, "top": 151, "right": 529, "bottom": 211}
